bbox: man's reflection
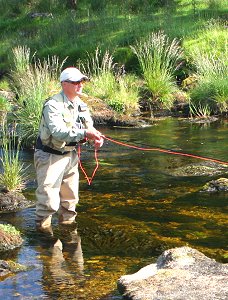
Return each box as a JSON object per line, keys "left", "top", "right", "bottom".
{"left": 37, "top": 224, "right": 84, "bottom": 297}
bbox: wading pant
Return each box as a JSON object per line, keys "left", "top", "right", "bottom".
{"left": 34, "top": 149, "right": 79, "bottom": 226}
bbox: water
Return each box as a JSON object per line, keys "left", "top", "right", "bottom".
{"left": 0, "top": 118, "right": 228, "bottom": 299}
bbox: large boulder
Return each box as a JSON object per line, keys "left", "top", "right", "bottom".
{"left": 117, "top": 246, "right": 228, "bottom": 300}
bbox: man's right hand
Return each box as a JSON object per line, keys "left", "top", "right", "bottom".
{"left": 85, "top": 128, "right": 102, "bottom": 141}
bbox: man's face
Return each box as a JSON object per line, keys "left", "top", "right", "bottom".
{"left": 62, "top": 80, "right": 85, "bottom": 96}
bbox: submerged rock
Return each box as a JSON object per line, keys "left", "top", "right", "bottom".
{"left": 0, "top": 190, "right": 32, "bottom": 211}
{"left": 117, "top": 246, "right": 228, "bottom": 300}
{"left": 0, "top": 260, "right": 28, "bottom": 278}
{"left": 171, "top": 162, "right": 228, "bottom": 177}
{"left": 202, "top": 177, "right": 228, "bottom": 192}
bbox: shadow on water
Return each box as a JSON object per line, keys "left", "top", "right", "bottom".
{"left": 0, "top": 118, "right": 228, "bottom": 299}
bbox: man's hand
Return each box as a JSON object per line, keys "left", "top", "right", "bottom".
{"left": 85, "top": 128, "right": 104, "bottom": 149}
{"left": 94, "top": 136, "right": 104, "bottom": 149}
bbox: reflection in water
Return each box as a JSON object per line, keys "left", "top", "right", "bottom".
{"left": 39, "top": 225, "right": 85, "bottom": 299}
{"left": 0, "top": 118, "right": 228, "bottom": 299}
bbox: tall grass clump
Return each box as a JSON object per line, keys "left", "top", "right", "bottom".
{"left": 188, "top": 47, "right": 228, "bottom": 114}
{"left": 81, "top": 48, "right": 140, "bottom": 114}
{"left": 0, "top": 125, "right": 27, "bottom": 192}
{"left": 82, "top": 48, "right": 117, "bottom": 100}
{"left": 10, "top": 46, "right": 66, "bottom": 147}
{"left": 131, "top": 31, "right": 183, "bottom": 112}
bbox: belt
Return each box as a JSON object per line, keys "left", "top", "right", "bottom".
{"left": 35, "top": 137, "right": 71, "bottom": 155}
{"left": 39, "top": 145, "right": 70, "bottom": 155}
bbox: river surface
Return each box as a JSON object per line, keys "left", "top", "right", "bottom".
{"left": 0, "top": 118, "right": 227, "bottom": 299}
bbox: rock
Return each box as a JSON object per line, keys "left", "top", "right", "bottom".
{"left": 202, "top": 177, "right": 228, "bottom": 192}
{"left": 117, "top": 246, "right": 228, "bottom": 300}
{"left": 0, "top": 260, "right": 11, "bottom": 277}
{"left": 0, "top": 260, "right": 29, "bottom": 278}
{"left": 0, "top": 223, "right": 23, "bottom": 251}
{"left": 0, "top": 191, "right": 33, "bottom": 211}
{"left": 171, "top": 162, "right": 227, "bottom": 177}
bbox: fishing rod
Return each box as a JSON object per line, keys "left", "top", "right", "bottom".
{"left": 78, "top": 134, "right": 228, "bottom": 185}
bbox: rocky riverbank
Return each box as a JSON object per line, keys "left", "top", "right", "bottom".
{"left": 118, "top": 246, "right": 228, "bottom": 300}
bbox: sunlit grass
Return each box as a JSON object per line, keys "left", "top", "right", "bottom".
{"left": 82, "top": 48, "right": 139, "bottom": 114}
{"left": 0, "top": 96, "right": 11, "bottom": 112}
{"left": 0, "top": 125, "right": 27, "bottom": 192}
{"left": 188, "top": 44, "right": 228, "bottom": 114}
{"left": 131, "top": 31, "right": 183, "bottom": 111}
{"left": 10, "top": 46, "right": 66, "bottom": 146}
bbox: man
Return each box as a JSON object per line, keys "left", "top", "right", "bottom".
{"left": 34, "top": 67, "right": 103, "bottom": 231}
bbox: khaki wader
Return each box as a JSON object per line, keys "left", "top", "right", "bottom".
{"left": 34, "top": 149, "right": 79, "bottom": 227}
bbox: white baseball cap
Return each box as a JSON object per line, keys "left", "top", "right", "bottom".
{"left": 60, "top": 67, "right": 89, "bottom": 82}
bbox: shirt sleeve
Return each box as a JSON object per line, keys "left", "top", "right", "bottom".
{"left": 43, "top": 100, "right": 86, "bottom": 143}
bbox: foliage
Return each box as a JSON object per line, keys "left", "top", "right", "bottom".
{"left": 131, "top": 31, "right": 183, "bottom": 110}
{"left": 188, "top": 39, "right": 228, "bottom": 114}
{"left": 10, "top": 46, "right": 66, "bottom": 146}
{"left": 81, "top": 48, "right": 140, "bottom": 113}
{"left": 0, "top": 96, "right": 11, "bottom": 112}
{"left": 0, "top": 0, "right": 227, "bottom": 118}
{"left": 0, "top": 224, "right": 21, "bottom": 235}
{"left": 189, "top": 99, "right": 212, "bottom": 118}
{"left": 183, "top": 19, "right": 227, "bottom": 59}
{"left": 0, "top": 125, "right": 27, "bottom": 192}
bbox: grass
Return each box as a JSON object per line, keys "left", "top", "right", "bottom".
{"left": 81, "top": 48, "right": 140, "bottom": 114}
{"left": 0, "top": 96, "right": 11, "bottom": 112}
{"left": 0, "top": 224, "right": 21, "bottom": 235}
{"left": 0, "top": 126, "right": 26, "bottom": 192}
{"left": 131, "top": 31, "right": 183, "bottom": 110}
{"left": 186, "top": 19, "right": 228, "bottom": 114}
{"left": 10, "top": 46, "right": 66, "bottom": 146}
{"left": 0, "top": 0, "right": 227, "bottom": 120}
{"left": 0, "top": 1, "right": 227, "bottom": 71}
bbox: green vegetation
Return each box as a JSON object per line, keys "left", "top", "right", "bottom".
{"left": 0, "top": 223, "right": 20, "bottom": 235}
{"left": 81, "top": 48, "right": 140, "bottom": 113}
{"left": 0, "top": 0, "right": 227, "bottom": 132}
{"left": 0, "top": 126, "right": 27, "bottom": 192}
{"left": 10, "top": 46, "right": 65, "bottom": 146}
{"left": 131, "top": 31, "right": 183, "bottom": 111}
{"left": 0, "top": 96, "right": 11, "bottom": 112}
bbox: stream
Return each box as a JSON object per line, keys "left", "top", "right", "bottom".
{"left": 0, "top": 118, "right": 227, "bottom": 299}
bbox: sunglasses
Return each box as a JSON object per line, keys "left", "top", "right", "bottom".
{"left": 64, "top": 80, "right": 86, "bottom": 85}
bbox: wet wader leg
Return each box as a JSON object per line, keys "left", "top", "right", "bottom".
{"left": 59, "top": 151, "right": 79, "bottom": 224}
{"left": 34, "top": 150, "right": 70, "bottom": 227}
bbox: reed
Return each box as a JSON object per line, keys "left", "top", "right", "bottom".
{"left": 189, "top": 48, "right": 228, "bottom": 113}
{"left": 11, "top": 46, "right": 66, "bottom": 146}
{"left": 0, "top": 125, "right": 26, "bottom": 192}
{"left": 81, "top": 48, "right": 139, "bottom": 113}
{"left": 131, "top": 31, "right": 183, "bottom": 111}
